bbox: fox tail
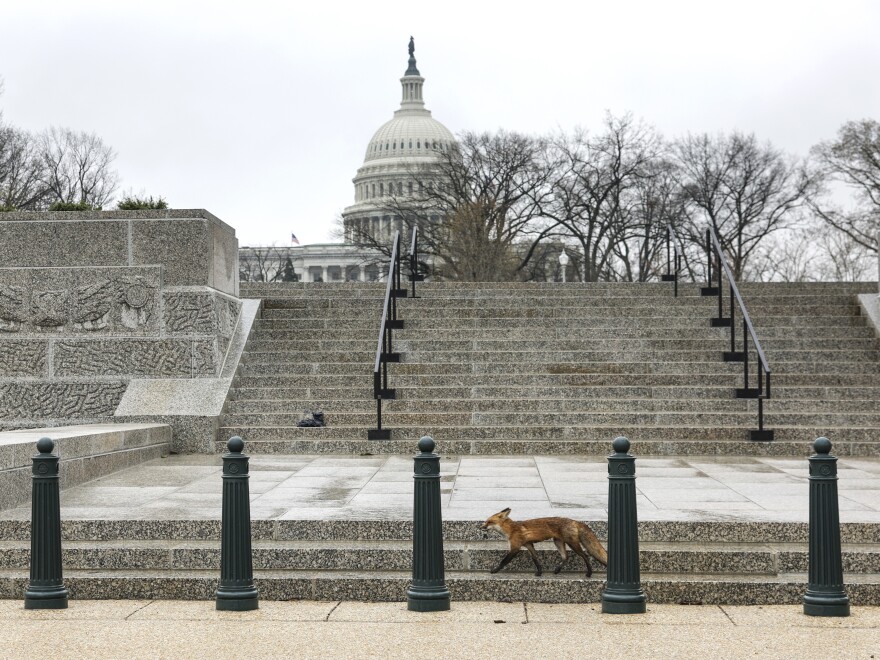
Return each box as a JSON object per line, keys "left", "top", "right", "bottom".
{"left": 579, "top": 524, "right": 608, "bottom": 567}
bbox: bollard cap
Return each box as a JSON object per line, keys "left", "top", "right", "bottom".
{"left": 418, "top": 435, "right": 435, "bottom": 454}
{"left": 227, "top": 436, "right": 245, "bottom": 453}
{"left": 612, "top": 436, "right": 630, "bottom": 454}
{"left": 813, "top": 437, "right": 832, "bottom": 455}
{"left": 36, "top": 437, "right": 54, "bottom": 454}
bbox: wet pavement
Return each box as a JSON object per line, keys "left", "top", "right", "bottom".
{"left": 2, "top": 453, "right": 880, "bottom": 523}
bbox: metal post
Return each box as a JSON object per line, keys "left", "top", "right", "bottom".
{"left": 216, "top": 436, "right": 259, "bottom": 611}
{"left": 803, "top": 437, "right": 849, "bottom": 617}
{"left": 601, "top": 436, "right": 646, "bottom": 614}
{"left": 407, "top": 436, "right": 450, "bottom": 612}
{"left": 24, "top": 437, "right": 68, "bottom": 609}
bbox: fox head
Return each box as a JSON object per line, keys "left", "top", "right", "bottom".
{"left": 480, "top": 507, "right": 511, "bottom": 532}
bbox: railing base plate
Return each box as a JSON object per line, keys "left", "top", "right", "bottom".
{"left": 736, "top": 388, "right": 760, "bottom": 399}
{"left": 378, "top": 389, "right": 396, "bottom": 399}
{"left": 711, "top": 317, "right": 732, "bottom": 327}
{"left": 391, "top": 288, "right": 408, "bottom": 298}
{"left": 723, "top": 351, "right": 745, "bottom": 362}
{"left": 701, "top": 286, "right": 719, "bottom": 296}
{"left": 382, "top": 352, "right": 400, "bottom": 363}
{"left": 385, "top": 319, "right": 404, "bottom": 330}
{"left": 368, "top": 430, "right": 392, "bottom": 440}
{"left": 410, "top": 275, "right": 426, "bottom": 282}
{"left": 750, "top": 430, "right": 774, "bottom": 442}
{"left": 661, "top": 274, "right": 676, "bottom": 282}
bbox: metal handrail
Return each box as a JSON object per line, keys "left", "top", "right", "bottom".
{"left": 702, "top": 226, "right": 773, "bottom": 442}
{"left": 408, "top": 225, "right": 424, "bottom": 298}
{"left": 368, "top": 231, "right": 405, "bottom": 440}
{"left": 663, "top": 223, "right": 687, "bottom": 297}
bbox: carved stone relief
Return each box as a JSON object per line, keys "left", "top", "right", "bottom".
{"left": 0, "top": 286, "right": 26, "bottom": 332}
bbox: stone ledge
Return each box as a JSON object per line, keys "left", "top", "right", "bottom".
{"left": 0, "top": 423, "right": 171, "bottom": 510}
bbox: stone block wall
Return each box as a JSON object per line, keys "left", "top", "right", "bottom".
{"left": 0, "top": 210, "right": 241, "bottom": 429}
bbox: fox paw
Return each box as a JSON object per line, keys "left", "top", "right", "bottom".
{"left": 490, "top": 568, "right": 499, "bottom": 574}
{"left": 553, "top": 567, "right": 562, "bottom": 575}
{"left": 534, "top": 571, "right": 542, "bottom": 577}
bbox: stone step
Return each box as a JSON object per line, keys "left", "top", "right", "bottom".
{"left": 228, "top": 385, "right": 880, "bottom": 402}
{"left": 219, "top": 424, "right": 880, "bottom": 445}
{"left": 0, "top": 539, "right": 877, "bottom": 575}
{"left": 1, "top": 567, "right": 879, "bottom": 604}
{"left": 237, "top": 360, "right": 880, "bottom": 376}
{"left": 243, "top": 326, "right": 877, "bottom": 345}
{"left": 240, "top": 337, "right": 879, "bottom": 353}
{"left": 231, "top": 372, "right": 880, "bottom": 388}
{"left": 222, "top": 410, "right": 880, "bottom": 429}
{"left": 224, "top": 397, "right": 880, "bottom": 415}
{"left": 239, "top": 348, "right": 880, "bottom": 365}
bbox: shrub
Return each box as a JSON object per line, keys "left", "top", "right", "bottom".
{"left": 48, "top": 201, "right": 98, "bottom": 211}
{"left": 116, "top": 195, "right": 168, "bottom": 210}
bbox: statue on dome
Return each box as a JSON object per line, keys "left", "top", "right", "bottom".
{"left": 408, "top": 37, "right": 415, "bottom": 58}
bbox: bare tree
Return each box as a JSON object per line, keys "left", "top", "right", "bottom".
{"left": 348, "top": 130, "right": 555, "bottom": 281}
{"left": 674, "top": 131, "right": 814, "bottom": 280}
{"left": 239, "top": 245, "right": 288, "bottom": 282}
{"left": 809, "top": 119, "right": 880, "bottom": 253}
{"left": 38, "top": 126, "right": 119, "bottom": 208}
{"left": 545, "top": 114, "right": 664, "bottom": 281}
{"left": 0, "top": 127, "right": 49, "bottom": 210}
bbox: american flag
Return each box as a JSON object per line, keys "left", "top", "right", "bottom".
{"left": 291, "top": 232, "right": 300, "bottom": 245}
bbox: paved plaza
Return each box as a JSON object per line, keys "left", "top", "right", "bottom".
{"left": 3, "top": 452, "right": 880, "bottom": 523}
{"left": 0, "top": 599, "right": 877, "bottom": 659}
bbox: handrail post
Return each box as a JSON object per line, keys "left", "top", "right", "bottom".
{"left": 701, "top": 228, "right": 718, "bottom": 296}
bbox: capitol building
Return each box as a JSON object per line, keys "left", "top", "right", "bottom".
{"left": 239, "top": 38, "right": 453, "bottom": 283}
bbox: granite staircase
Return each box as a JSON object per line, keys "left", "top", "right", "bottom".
{"left": 0, "top": 519, "right": 878, "bottom": 604}
{"left": 226, "top": 281, "right": 880, "bottom": 457}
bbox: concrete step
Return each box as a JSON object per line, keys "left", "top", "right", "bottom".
{"left": 1, "top": 567, "right": 879, "bottom": 604}
{"left": 237, "top": 360, "right": 880, "bottom": 376}
{"left": 0, "top": 539, "right": 877, "bottom": 575}
{"left": 231, "top": 372, "right": 880, "bottom": 388}
{"left": 225, "top": 397, "right": 880, "bottom": 415}
{"left": 228, "top": 385, "right": 880, "bottom": 402}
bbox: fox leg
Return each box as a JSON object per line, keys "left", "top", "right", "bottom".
{"left": 553, "top": 539, "right": 569, "bottom": 574}
{"left": 524, "top": 542, "right": 543, "bottom": 576}
{"left": 490, "top": 549, "right": 519, "bottom": 574}
{"left": 569, "top": 542, "right": 593, "bottom": 578}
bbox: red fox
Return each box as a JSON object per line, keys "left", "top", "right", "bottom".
{"left": 480, "top": 508, "right": 608, "bottom": 577}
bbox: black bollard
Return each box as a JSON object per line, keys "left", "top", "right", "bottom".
{"left": 24, "top": 437, "right": 68, "bottom": 609}
{"left": 601, "top": 436, "right": 646, "bottom": 614}
{"left": 803, "top": 437, "right": 850, "bottom": 617}
{"left": 216, "top": 436, "right": 259, "bottom": 611}
{"left": 407, "top": 436, "right": 450, "bottom": 612}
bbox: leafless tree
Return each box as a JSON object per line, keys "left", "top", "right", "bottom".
{"left": 348, "top": 130, "right": 555, "bottom": 281}
{"left": 0, "top": 126, "right": 49, "bottom": 210}
{"left": 38, "top": 126, "right": 119, "bottom": 208}
{"left": 239, "top": 245, "right": 288, "bottom": 282}
{"left": 544, "top": 114, "right": 664, "bottom": 281}
{"left": 674, "top": 131, "right": 814, "bottom": 280}
{"left": 808, "top": 119, "right": 880, "bottom": 253}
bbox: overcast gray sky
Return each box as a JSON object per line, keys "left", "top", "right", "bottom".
{"left": 1, "top": 0, "right": 877, "bottom": 246}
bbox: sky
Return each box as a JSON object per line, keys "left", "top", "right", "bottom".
{"left": 0, "top": 0, "right": 877, "bottom": 246}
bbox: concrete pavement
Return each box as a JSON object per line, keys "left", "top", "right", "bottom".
{"left": 0, "top": 600, "right": 877, "bottom": 659}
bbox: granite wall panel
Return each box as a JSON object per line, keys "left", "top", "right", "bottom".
{"left": 0, "top": 382, "right": 127, "bottom": 419}
{"left": 54, "top": 339, "right": 193, "bottom": 377}
{"left": 0, "top": 340, "right": 49, "bottom": 377}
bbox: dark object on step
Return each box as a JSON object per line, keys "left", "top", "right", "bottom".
{"left": 297, "top": 409, "right": 325, "bottom": 427}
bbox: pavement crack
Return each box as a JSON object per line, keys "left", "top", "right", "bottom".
{"left": 325, "top": 600, "right": 342, "bottom": 621}
{"left": 125, "top": 600, "right": 156, "bottom": 620}
{"left": 718, "top": 604, "right": 736, "bottom": 626}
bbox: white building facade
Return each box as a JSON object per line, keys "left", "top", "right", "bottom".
{"left": 239, "top": 38, "right": 454, "bottom": 283}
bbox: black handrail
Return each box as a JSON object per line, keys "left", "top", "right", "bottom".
{"left": 408, "top": 225, "right": 424, "bottom": 298}
{"left": 701, "top": 226, "right": 773, "bottom": 442}
{"left": 662, "top": 223, "right": 686, "bottom": 297}
{"left": 368, "top": 231, "right": 406, "bottom": 440}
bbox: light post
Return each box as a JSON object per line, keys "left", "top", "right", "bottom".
{"left": 558, "top": 249, "right": 569, "bottom": 283}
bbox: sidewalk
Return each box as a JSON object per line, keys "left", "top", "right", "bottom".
{"left": 1, "top": 599, "right": 877, "bottom": 659}
{"left": 2, "top": 453, "right": 879, "bottom": 523}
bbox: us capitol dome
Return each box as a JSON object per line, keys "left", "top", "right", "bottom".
{"left": 240, "top": 38, "right": 453, "bottom": 283}
{"left": 342, "top": 37, "right": 455, "bottom": 243}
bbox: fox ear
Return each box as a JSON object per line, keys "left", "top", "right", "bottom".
{"left": 501, "top": 507, "right": 511, "bottom": 517}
